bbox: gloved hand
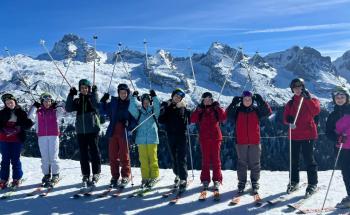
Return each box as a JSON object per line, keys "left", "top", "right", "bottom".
{"left": 101, "top": 93, "right": 110, "bottom": 103}
{"left": 150, "top": 89, "right": 156, "bottom": 97}
{"left": 301, "top": 89, "right": 311, "bottom": 99}
{"left": 176, "top": 100, "right": 186, "bottom": 108}
{"left": 286, "top": 115, "right": 295, "bottom": 124}
{"left": 232, "top": 96, "right": 242, "bottom": 105}
{"left": 69, "top": 87, "right": 78, "bottom": 96}
{"left": 51, "top": 102, "right": 57, "bottom": 109}
{"left": 132, "top": 91, "right": 139, "bottom": 97}
{"left": 253, "top": 94, "right": 264, "bottom": 104}
{"left": 212, "top": 101, "right": 220, "bottom": 107}
{"left": 92, "top": 85, "right": 98, "bottom": 93}
{"left": 33, "top": 101, "right": 41, "bottom": 108}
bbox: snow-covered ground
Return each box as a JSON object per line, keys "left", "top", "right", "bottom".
{"left": 0, "top": 157, "right": 349, "bottom": 215}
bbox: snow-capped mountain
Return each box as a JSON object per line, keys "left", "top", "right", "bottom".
{"left": 1, "top": 34, "right": 350, "bottom": 110}
{"left": 334, "top": 50, "right": 350, "bottom": 82}
{"left": 36, "top": 34, "right": 106, "bottom": 63}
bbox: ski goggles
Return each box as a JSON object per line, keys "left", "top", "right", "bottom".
{"left": 291, "top": 83, "right": 303, "bottom": 88}
{"left": 175, "top": 91, "right": 185, "bottom": 98}
{"left": 333, "top": 92, "right": 347, "bottom": 98}
{"left": 41, "top": 94, "right": 52, "bottom": 101}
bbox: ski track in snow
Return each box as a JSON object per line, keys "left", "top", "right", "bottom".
{"left": 0, "top": 157, "right": 349, "bottom": 215}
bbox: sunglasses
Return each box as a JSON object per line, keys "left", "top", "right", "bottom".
{"left": 175, "top": 91, "right": 185, "bottom": 98}
{"left": 292, "top": 84, "right": 303, "bottom": 88}
{"left": 41, "top": 95, "right": 52, "bottom": 101}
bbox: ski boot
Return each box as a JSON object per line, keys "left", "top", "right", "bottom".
{"left": 202, "top": 181, "right": 209, "bottom": 191}
{"left": 0, "top": 180, "right": 8, "bottom": 190}
{"left": 252, "top": 182, "right": 259, "bottom": 194}
{"left": 237, "top": 181, "right": 246, "bottom": 194}
{"left": 213, "top": 181, "right": 220, "bottom": 191}
{"left": 42, "top": 174, "right": 51, "bottom": 187}
{"left": 147, "top": 178, "right": 159, "bottom": 188}
{"left": 287, "top": 182, "right": 299, "bottom": 194}
{"left": 119, "top": 177, "right": 130, "bottom": 189}
{"left": 51, "top": 174, "right": 60, "bottom": 186}
{"left": 336, "top": 196, "right": 350, "bottom": 209}
{"left": 140, "top": 179, "right": 149, "bottom": 189}
{"left": 11, "top": 179, "right": 22, "bottom": 188}
{"left": 174, "top": 176, "right": 180, "bottom": 188}
{"left": 82, "top": 175, "right": 90, "bottom": 187}
{"left": 305, "top": 184, "right": 317, "bottom": 197}
{"left": 179, "top": 180, "right": 187, "bottom": 193}
{"left": 110, "top": 178, "right": 119, "bottom": 188}
{"left": 91, "top": 173, "right": 100, "bottom": 186}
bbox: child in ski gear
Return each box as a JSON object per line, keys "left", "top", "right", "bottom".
{"left": 28, "top": 93, "right": 65, "bottom": 186}
{"left": 128, "top": 89, "right": 160, "bottom": 188}
{"left": 191, "top": 92, "right": 226, "bottom": 190}
{"left": 100, "top": 83, "right": 134, "bottom": 187}
{"left": 283, "top": 78, "right": 320, "bottom": 195}
{"left": 326, "top": 86, "right": 350, "bottom": 208}
{"left": 226, "top": 91, "right": 272, "bottom": 193}
{"left": 65, "top": 79, "right": 101, "bottom": 186}
{"left": 159, "top": 88, "right": 190, "bottom": 190}
{"left": 0, "top": 93, "right": 33, "bottom": 189}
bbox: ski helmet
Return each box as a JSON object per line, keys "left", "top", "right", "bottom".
{"left": 332, "top": 86, "right": 349, "bottom": 103}
{"left": 290, "top": 78, "right": 305, "bottom": 92}
{"left": 242, "top": 90, "right": 253, "bottom": 97}
{"left": 40, "top": 92, "right": 52, "bottom": 103}
{"left": 117, "top": 83, "right": 130, "bottom": 95}
{"left": 78, "top": 79, "right": 91, "bottom": 89}
{"left": 141, "top": 93, "right": 152, "bottom": 105}
{"left": 171, "top": 88, "right": 185, "bottom": 99}
{"left": 201, "top": 92, "right": 213, "bottom": 99}
{"left": 1, "top": 93, "right": 16, "bottom": 104}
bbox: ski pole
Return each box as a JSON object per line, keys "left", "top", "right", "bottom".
{"left": 188, "top": 48, "right": 197, "bottom": 95}
{"left": 4, "top": 47, "right": 37, "bottom": 102}
{"left": 246, "top": 51, "right": 259, "bottom": 93}
{"left": 320, "top": 142, "right": 344, "bottom": 213}
{"left": 93, "top": 35, "right": 98, "bottom": 86}
{"left": 117, "top": 51, "right": 136, "bottom": 91}
{"left": 218, "top": 47, "right": 242, "bottom": 103}
{"left": 143, "top": 39, "right": 152, "bottom": 89}
{"left": 55, "top": 55, "right": 75, "bottom": 101}
{"left": 130, "top": 113, "right": 156, "bottom": 133}
{"left": 289, "top": 96, "right": 304, "bottom": 188}
{"left": 186, "top": 117, "right": 195, "bottom": 181}
{"left": 107, "top": 52, "right": 120, "bottom": 94}
{"left": 124, "top": 128, "right": 134, "bottom": 186}
{"left": 39, "top": 40, "right": 72, "bottom": 88}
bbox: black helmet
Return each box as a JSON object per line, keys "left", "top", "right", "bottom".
{"left": 171, "top": 88, "right": 185, "bottom": 99}
{"left": 290, "top": 78, "right": 305, "bottom": 92}
{"left": 1, "top": 93, "right": 16, "bottom": 104}
{"left": 201, "top": 92, "right": 213, "bottom": 99}
{"left": 117, "top": 83, "right": 130, "bottom": 95}
{"left": 140, "top": 93, "right": 152, "bottom": 105}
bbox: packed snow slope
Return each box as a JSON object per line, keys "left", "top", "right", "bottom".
{"left": 0, "top": 157, "right": 349, "bottom": 215}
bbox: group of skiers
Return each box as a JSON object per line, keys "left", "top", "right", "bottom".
{"left": 0, "top": 77, "right": 349, "bottom": 207}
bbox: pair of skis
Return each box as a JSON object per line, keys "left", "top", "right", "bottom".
{"left": 229, "top": 191, "right": 262, "bottom": 207}
{"left": 198, "top": 189, "right": 220, "bottom": 202}
{"left": 26, "top": 177, "right": 63, "bottom": 197}
{"left": 0, "top": 178, "right": 26, "bottom": 199}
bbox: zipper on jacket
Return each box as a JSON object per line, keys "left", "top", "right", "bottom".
{"left": 246, "top": 113, "right": 250, "bottom": 143}
{"left": 45, "top": 109, "right": 48, "bottom": 136}
{"left": 82, "top": 96, "right": 86, "bottom": 134}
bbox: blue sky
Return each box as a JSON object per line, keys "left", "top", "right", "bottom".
{"left": 1, "top": 0, "right": 350, "bottom": 59}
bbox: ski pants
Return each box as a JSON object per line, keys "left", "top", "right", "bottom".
{"left": 109, "top": 123, "right": 131, "bottom": 180}
{"left": 236, "top": 144, "right": 261, "bottom": 185}
{"left": 167, "top": 132, "right": 188, "bottom": 181}
{"left": 291, "top": 140, "right": 318, "bottom": 185}
{"left": 138, "top": 144, "right": 159, "bottom": 180}
{"left": 0, "top": 141, "right": 23, "bottom": 181}
{"left": 338, "top": 148, "right": 350, "bottom": 196}
{"left": 38, "top": 136, "right": 60, "bottom": 175}
{"left": 77, "top": 133, "right": 101, "bottom": 177}
{"left": 200, "top": 138, "right": 222, "bottom": 183}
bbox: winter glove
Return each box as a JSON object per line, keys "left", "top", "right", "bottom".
{"left": 101, "top": 93, "right": 110, "bottom": 103}
{"left": 301, "top": 89, "right": 311, "bottom": 99}
{"left": 51, "top": 102, "right": 57, "bottom": 109}
{"left": 176, "top": 100, "right": 186, "bottom": 108}
{"left": 92, "top": 85, "right": 98, "bottom": 93}
{"left": 132, "top": 90, "right": 139, "bottom": 97}
{"left": 150, "top": 89, "right": 156, "bottom": 97}
{"left": 232, "top": 96, "right": 242, "bottom": 105}
{"left": 33, "top": 101, "right": 41, "bottom": 109}
{"left": 212, "top": 101, "right": 220, "bottom": 107}
{"left": 253, "top": 94, "right": 264, "bottom": 104}
{"left": 69, "top": 87, "right": 78, "bottom": 96}
{"left": 286, "top": 115, "right": 295, "bottom": 124}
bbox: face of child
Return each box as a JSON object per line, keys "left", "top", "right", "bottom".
{"left": 119, "top": 90, "right": 128, "bottom": 100}
{"left": 203, "top": 97, "right": 213, "bottom": 106}
{"left": 292, "top": 86, "right": 303, "bottom": 96}
{"left": 80, "top": 85, "right": 89, "bottom": 95}
{"left": 172, "top": 94, "right": 182, "bottom": 104}
{"left": 143, "top": 99, "right": 150, "bottom": 108}
{"left": 5, "top": 100, "right": 16, "bottom": 110}
{"left": 243, "top": 96, "right": 253, "bottom": 107}
{"left": 335, "top": 94, "right": 347, "bottom": 106}
{"left": 43, "top": 100, "right": 52, "bottom": 109}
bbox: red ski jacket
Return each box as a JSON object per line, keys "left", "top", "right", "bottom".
{"left": 191, "top": 104, "right": 226, "bottom": 141}
{"left": 283, "top": 95, "right": 320, "bottom": 140}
